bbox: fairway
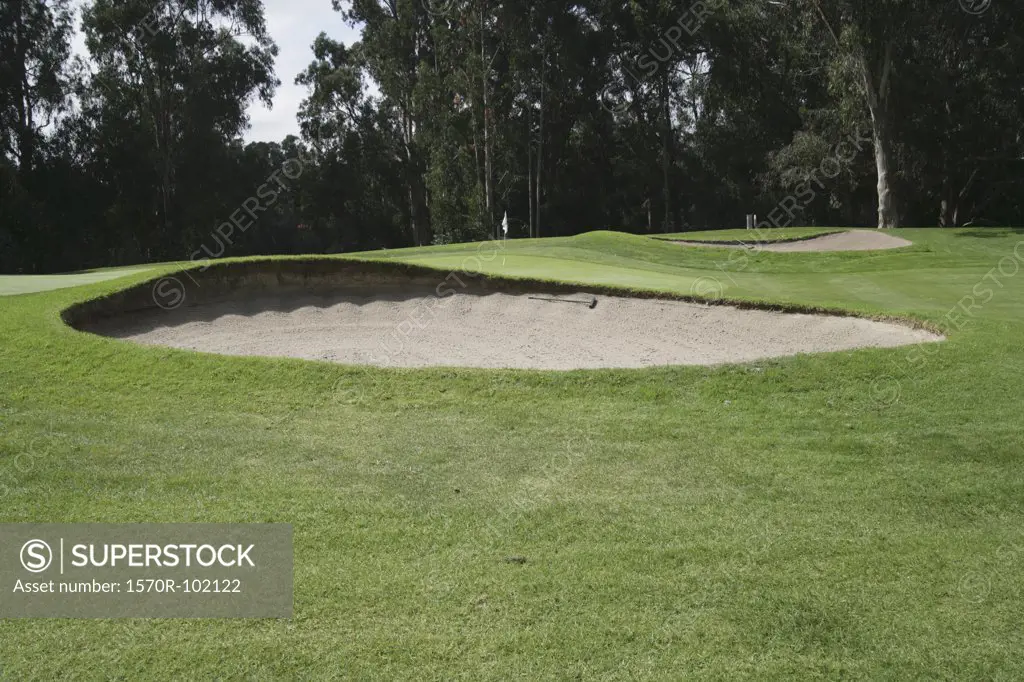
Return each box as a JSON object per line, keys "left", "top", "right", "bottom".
{"left": 0, "top": 266, "right": 154, "bottom": 296}
{"left": 2, "top": 228, "right": 1024, "bottom": 678}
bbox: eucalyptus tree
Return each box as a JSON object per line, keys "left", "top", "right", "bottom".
{"left": 901, "top": 2, "right": 1024, "bottom": 227}
{"left": 296, "top": 32, "right": 410, "bottom": 249}
{"left": 0, "top": 0, "right": 75, "bottom": 179}
{"left": 0, "top": 0, "right": 76, "bottom": 271}
{"left": 597, "top": 0, "right": 709, "bottom": 232}
{"left": 341, "top": 0, "right": 434, "bottom": 245}
{"left": 80, "top": 0, "right": 278, "bottom": 257}
{"left": 789, "top": 0, "right": 932, "bottom": 228}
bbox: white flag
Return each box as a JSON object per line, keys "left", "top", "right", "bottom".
{"left": 501, "top": 211, "right": 509, "bottom": 237}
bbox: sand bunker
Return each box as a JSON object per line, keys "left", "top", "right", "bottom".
{"left": 83, "top": 287, "right": 941, "bottom": 370}
{"left": 674, "top": 230, "right": 912, "bottom": 252}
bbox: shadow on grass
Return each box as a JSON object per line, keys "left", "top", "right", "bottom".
{"left": 953, "top": 228, "right": 1024, "bottom": 239}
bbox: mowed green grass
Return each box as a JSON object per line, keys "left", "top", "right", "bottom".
{"left": 1, "top": 228, "right": 1023, "bottom": 679}
{"left": 0, "top": 266, "right": 154, "bottom": 296}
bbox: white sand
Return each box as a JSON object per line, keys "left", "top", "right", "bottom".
{"left": 86, "top": 290, "right": 942, "bottom": 370}
{"left": 673, "top": 230, "right": 913, "bottom": 252}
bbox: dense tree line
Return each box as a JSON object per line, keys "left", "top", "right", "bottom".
{"left": 1, "top": 0, "right": 1021, "bottom": 273}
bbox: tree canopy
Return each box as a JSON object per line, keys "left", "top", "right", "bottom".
{"left": 1, "top": 0, "right": 1021, "bottom": 273}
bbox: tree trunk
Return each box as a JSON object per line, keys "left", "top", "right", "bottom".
{"left": 939, "top": 197, "right": 953, "bottom": 228}
{"left": 13, "top": 0, "right": 34, "bottom": 181}
{"left": 868, "top": 117, "right": 901, "bottom": 228}
{"left": 870, "top": 115, "right": 899, "bottom": 229}
{"left": 470, "top": 92, "right": 484, "bottom": 213}
{"left": 527, "top": 105, "right": 534, "bottom": 239}
{"left": 954, "top": 168, "right": 979, "bottom": 228}
{"left": 480, "top": 4, "right": 495, "bottom": 238}
{"left": 939, "top": 142, "right": 953, "bottom": 227}
{"left": 147, "top": 45, "right": 177, "bottom": 258}
{"left": 535, "top": 59, "right": 545, "bottom": 239}
{"left": 159, "top": 91, "right": 173, "bottom": 253}
{"left": 659, "top": 73, "right": 675, "bottom": 233}
{"left": 407, "top": 179, "right": 420, "bottom": 246}
{"left": 859, "top": 44, "right": 900, "bottom": 229}
{"left": 403, "top": 113, "right": 421, "bottom": 246}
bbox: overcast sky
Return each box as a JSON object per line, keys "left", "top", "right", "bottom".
{"left": 248, "top": 0, "right": 363, "bottom": 142}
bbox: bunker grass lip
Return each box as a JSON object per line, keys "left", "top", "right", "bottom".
{"left": 670, "top": 229, "right": 913, "bottom": 252}
{"left": 75, "top": 278, "right": 942, "bottom": 370}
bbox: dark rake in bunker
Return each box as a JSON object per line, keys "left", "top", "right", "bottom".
{"left": 527, "top": 296, "right": 599, "bottom": 309}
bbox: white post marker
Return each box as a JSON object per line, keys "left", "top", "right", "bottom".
{"left": 502, "top": 211, "right": 509, "bottom": 242}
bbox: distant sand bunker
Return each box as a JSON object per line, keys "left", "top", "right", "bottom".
{"left": 85, "top": 288, "right": 941, "bottom": 369}
{"left": 673, "top": 230, "right": 912, "bottom": 252}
